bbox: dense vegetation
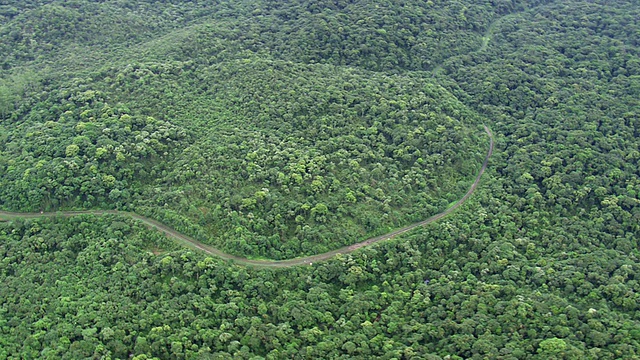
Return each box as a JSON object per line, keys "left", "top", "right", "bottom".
{"left": 1, "top": 0, "right": 639, "bottom": 359}
{"left": 0, "top": 59, "right": 486, "bottom": 259}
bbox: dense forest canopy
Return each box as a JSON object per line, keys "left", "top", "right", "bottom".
{"left": 1, "top": 0, "right": 639, "bottom": 359}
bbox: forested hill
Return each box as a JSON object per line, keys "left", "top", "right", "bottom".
{"left": 1, "top": 0, "right": 553, "bottom": 74}
{"left": 1, "top": 0, "right": 640, "bottom": 359}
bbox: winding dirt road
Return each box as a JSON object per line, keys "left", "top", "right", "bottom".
{"left": 0, "top": 126, "right": 493, "bottom": 268}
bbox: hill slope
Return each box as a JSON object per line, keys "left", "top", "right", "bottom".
{"left": 1, "top": 0, "right": 639, "bottom": 359}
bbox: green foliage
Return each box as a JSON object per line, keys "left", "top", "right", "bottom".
{"left": 0, "top": 56, "right": 486, "bottom": 259}
{"left": 0, "top": 87, "right": 187, "bottom": 211}
{"left": 538, "top": 338, "right": 567, "bottom": 355}
{"left": 1, "top": 0, "right": 640, "bottom": 359}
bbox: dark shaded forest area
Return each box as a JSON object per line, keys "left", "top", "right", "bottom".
{"left": 1, "top": 0, "right": 639, "bottom": 359}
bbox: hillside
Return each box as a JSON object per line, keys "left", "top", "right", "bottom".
{"left": 1, "top": 0, "right": 639, "bottom": 359}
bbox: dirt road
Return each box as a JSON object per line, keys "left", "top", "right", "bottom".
{"left": 0, "top": 126, "right": 494, "bottom": 268}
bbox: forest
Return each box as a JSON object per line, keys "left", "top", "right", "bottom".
{"left": 1, "top": 0, "right": 639, "bottom": 359}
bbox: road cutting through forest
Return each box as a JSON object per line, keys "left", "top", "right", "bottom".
{"left": 0, "top": 126, "right": 494, "bottom": 268}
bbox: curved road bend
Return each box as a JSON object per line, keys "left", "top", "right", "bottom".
{"left": 0, "top": 126, "right": 494, "bottom": 268}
